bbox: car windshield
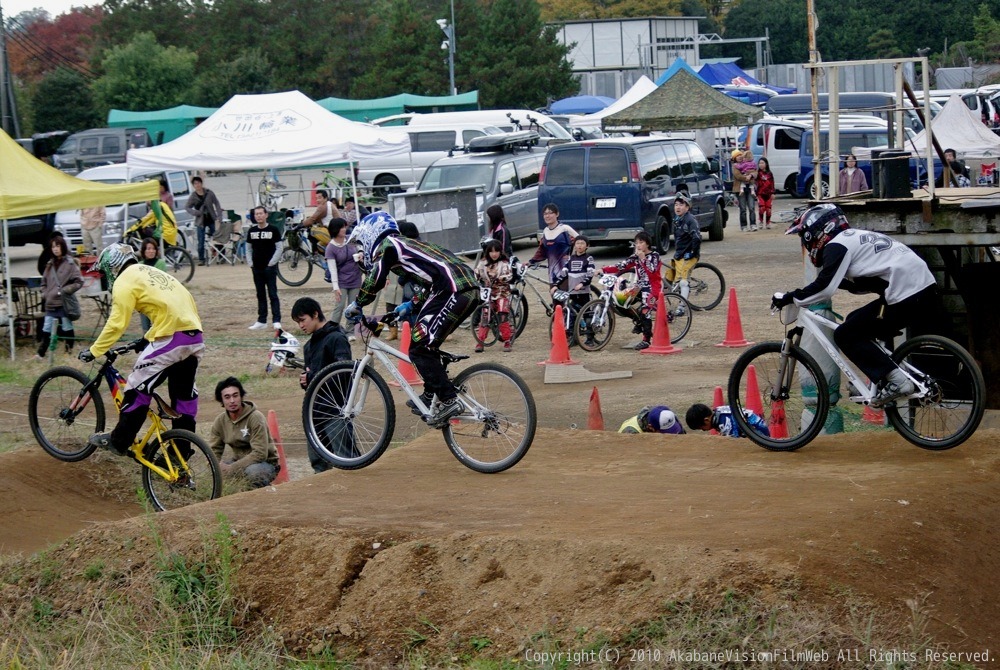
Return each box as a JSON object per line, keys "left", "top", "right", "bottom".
{"left": 419, "top": 163, "right": 495, "bottom": 191}
{"left": 542, "top": 122, "right": 573, "bottom": 140}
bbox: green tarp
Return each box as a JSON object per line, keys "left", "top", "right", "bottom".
{"left": 316, "top": 91, "right": 479, "bottom": 122}
{"left": 108, "top": 105, "right": 219, "bottom": 143}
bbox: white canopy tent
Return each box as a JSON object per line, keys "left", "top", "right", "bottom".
{"left": 127, "top": 90, "right": 411, "bottom": 172}
{"left": 566, "top": 76, "right": 659, "bottom": 131}
{"left": 909, "top": 93, "right": 1000, "bottom": 159}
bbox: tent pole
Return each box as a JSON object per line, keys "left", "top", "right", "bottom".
{"left": 3, "top": 218, "right": 13, "bottom": 360}
{"left": 349, "top": 161, "right": 358, "bottom": 213}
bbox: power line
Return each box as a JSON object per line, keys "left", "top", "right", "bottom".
{"left": 4, "top": 16, "right": 98, "bottom": 78}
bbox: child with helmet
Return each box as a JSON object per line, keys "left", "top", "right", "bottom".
{"left": 344, "top": 212, "right": 481, "bottom": 427}
{"left": 773, "top": 203, "right": 938, "bottom": 407}
{"left": 618, "top": 405, "right": 686, "bottom": 434}
{"left": 474, "top": 239, "right": 514, "bottom": 353}
{"left": 552, "top": 235, "right": 596, "bottom": 345}
{"left": 667, "top": 191, "right": 700, "bottom": 309}
{"left": 603, "top": 231, "right": 662, "bottom": 350}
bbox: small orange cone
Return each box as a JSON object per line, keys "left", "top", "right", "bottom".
{"left": 769, "top": 400, "right": 789, "bottom": 438}
{"left": 744, "top": 364, "right": 765, "bottom": 416}
{"left": 862, "top": 405, "right": 885, "bottom": 426}
{"left": 266, "top": 409, "right": 290, "bottom": 484}
{"left": 641, "top": 292, "right": 682, "bottom": 355}
{"left": 538, "top": 304, "right": 578, "bottom": 365}
{"left": 310, "top": 181, "right": 317, "bottom": 206}
{"left": 715, "top": 288, "right": 754, "bottom": 348}
{"left": 391, "top": 321, "right": 423, "bottom": 387}
{"left": 587, "top": 386, "right": 604, "bottom": 430}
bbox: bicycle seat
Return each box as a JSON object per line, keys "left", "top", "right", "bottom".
{"left": 152, "top": 393, "right": 181, "bottom": 419}
{"left": 440, "top": 351, "right": 469, "bottom": 364}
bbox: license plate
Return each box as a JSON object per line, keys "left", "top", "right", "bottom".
{"left": 594, "top": 198, "right": 616, "bottom": 209}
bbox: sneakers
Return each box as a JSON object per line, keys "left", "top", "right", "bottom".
{"left": 272, "top": 321, "right": 282, "bottom": 330}
{"left": 248, "top": 321, "right": 268, "bottom": 330}
{"left": 88, "top": 432, "right": 130, "bottom": 457}
{"left": 405, "top": 391, "right": 434, "bottom": 416}
{"left": 634, "top": 340, "right": 651, "bottom": 351}
{"left": 426, "top": 397, "right": 463, "bottom": 428}
{"left": 631, "top": 322, "right": 644, "bottom": 334}
{"left": 584, "top": 337, "right": 596, "bottom": 347}
{"left": 503, "top": 341, "right": 513, "bottom": 353}
{"left": 750, "top": 225, "right": 758, "bottom": 232}
{"left": 474, "top": 342, "right": 485, "bottom": 353}
{"left": 674, "top": 305, "right": 687, "bottom": 317}
{"left": 871, "top": 369, "right": 915, "bottom": 407}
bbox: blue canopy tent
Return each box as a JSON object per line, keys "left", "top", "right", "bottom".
{"left": 697, "top": 62, "right": 796, "bottom": 96}
{"left": 654, "top": 58, "right": 701, "bottom": 86}
{"left": 550, "top": 95, "right": 615, "bottom": 114}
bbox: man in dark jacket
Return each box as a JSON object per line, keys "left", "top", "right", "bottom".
{"left": 291, "top": 297, "right": 352, "bottom": 472}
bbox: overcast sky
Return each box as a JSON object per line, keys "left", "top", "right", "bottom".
{"left": 3, "top": 0, "right": 91, "bottom": 22}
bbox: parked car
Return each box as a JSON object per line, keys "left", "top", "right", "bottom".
{"left": 538, "top": 137, "right": 726, "bottom": 252}
{"left": 375, "top": 109, "right": 573, "bottom": 144}
{"left": 51, "top": 127, "right": 153, "bottom": 175}
{"left": 416, "top": 131, "right": 546, "bottom": 242}
{"left": 54, "top": 164, "right": 195, "bottom": 251}
{"left": 4, "top": 213, "right": 56, "bottom": 247}
{"left": 763, "top": 92, "right": 927, "bottom": 132}
{"left": 356, "top": 123, "right": 503, "bottom": 195}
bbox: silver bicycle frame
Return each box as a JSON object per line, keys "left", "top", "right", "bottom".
{"left": 784, "top": 304, "right": 925, "bottom": 404}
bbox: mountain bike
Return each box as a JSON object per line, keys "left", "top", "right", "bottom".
{"left": 302, "top": 312, "right": 536, "bottom": 473}
{"left": 727, "top": 302, "right": 985, "bottom": 452}
{"left": 27, "top": 343, "right": 222, "bottom": 511}
{"left": 664, "top": 259, "right": 726, "bottom": 311}
{"left": 276, "top": 223, "right": 327, "bottom": 286}
{"left": 257, "top": 175, "right": 289, "bottom": 211}
{"left": 123, "top": 227, "right": 195, "bottom": 284}
{"left": 573, "top": 273, "right": 692, "bottom": 352}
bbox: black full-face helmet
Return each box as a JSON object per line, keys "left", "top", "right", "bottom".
{"left": 785, "top": 203, "right": 850, "bottom": 266}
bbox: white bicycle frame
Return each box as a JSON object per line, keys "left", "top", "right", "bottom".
{"left": 781, "top": 304, "right": 926, "bottom": 405}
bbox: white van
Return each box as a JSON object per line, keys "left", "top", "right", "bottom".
{"left": 376, "top": 109, "right": 574, "bottom": 143}
{"left": 356, "top": 123, "right": 502, "bottom": 194}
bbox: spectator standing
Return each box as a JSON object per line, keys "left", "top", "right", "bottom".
{"left": 838, "top": 154, "right": 868, "bottom": 195}
{"left": 79, "top": 205, "right": 106, "bottom": 256}
{"left": 325, "top": 218, "right": 363, "bottom": 339}
{"left": 731, "top": 149, "right": 757, "bottom": 231}
{"left": 208, "top": 378, "right": 279, "bottom": 488}
{"left": 292, "top": 297, "right": 352, "bottom": 473}
{"left": 755, "top": 158, "right": 775, "bottom": 229}
{"left": 474, "top": 239, "right": 514, "bottom": 353}
{"left": 186, "top": 176, "right": 224, "bottom": 266}
{"left": 486, "top": 204, "right": 514, "bottom": 259}
{"left": 246, "top": 205, "right": 283, "bottom": 331}
{"left": 34, "top": 234, "right": 83, "bottom": 359}
{"left": 530, "top": 203, "right": 578, "bottom": 285}
{"left": 158, "top": 180, "right": 174, "bottom": 210}
{"left": 138, "top": 237, "right": 167, "bottom": 333}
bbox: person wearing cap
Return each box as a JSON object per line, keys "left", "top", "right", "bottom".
{"left": 618, "top": 405, "right": 686, "bottom": 434}
{"left": 731, "top": 149, "right": 757, "bottom": 232}
{"left": 667, "top": 191, "right": 700, "bottom": 309}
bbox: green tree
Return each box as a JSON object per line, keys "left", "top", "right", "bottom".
{"left": 353, "top": 1, "right": 447, "bottom": 97}
{"left": 866, "top": 28, "right": 903, "bottom": 59}
{"left": 974, "top": 3, "right": 1000, "bottom": 61}
{"left": 465, "top": 0, "right": 578, "bottom": 108}
{"left": 32, "top": 67, "right": 101, "bottom": 132}
{"left": 719, "top": 0, "right": 807, "bottom": 66}
{"left": 189, "top": 48, "right": 276, "bottom": 106}
{"left": 92, "top": 32, "right": 196, "bottom": 112}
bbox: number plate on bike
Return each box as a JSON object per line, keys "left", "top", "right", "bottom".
{"left": 480, "top": 287, "right": 492, "bottom": 301}
{"left": 594, "top": 198, "right": 617, "bottom": 209}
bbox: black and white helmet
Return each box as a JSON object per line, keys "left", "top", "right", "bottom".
{"left": 785, "top": 203, "right": 850, "bottom": 266}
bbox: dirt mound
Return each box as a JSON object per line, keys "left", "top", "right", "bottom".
{"left": 3, "top": 427, "right": 999, "bottom": 660}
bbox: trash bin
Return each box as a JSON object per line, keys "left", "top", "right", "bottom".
{"left": 871, "top": 149, "right": 911, "bottom": 198}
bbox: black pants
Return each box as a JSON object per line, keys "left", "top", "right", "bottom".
{"left": 833, "top": 285, "right": 937, "bottom": 383}
{"left": 409, "top": 288, "right": 480, "bottom": 401}
{"left": 252, "top": 265, "right": 281, "bottom": 324}
{"left": 111, "top": 353, "right": 199, "bottom": 451}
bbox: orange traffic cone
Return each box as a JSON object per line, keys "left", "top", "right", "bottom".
{"left": 744, "top": 364, "right": 764, "bottom": 416}
{"left": 769, "top": 400, "right": 789, "bottom": 438}
{"left": 587, "top": 386, "right": 605, "bottom": 430}
{"left": 710, "top": 385, "right": 724, "bottom": 434}
{"left": 266, "top": 409, "right": 290, "bottom": 484}
{"left": 538, "top": 304, "right": 578, "bottom": 365}
{"left": 310, "top": 181, "right": 317, "bottom": 206}
{"left": 862, "top": 405, "right": 885, "bottom": 426}
{"left": 391, "top": 321, "right": 423, "bottom": 387}
{"left": 715, "top": 288, "right": 754, "bottom": 348}
{"left": 641, "top": 292, "right": 682, "bottom": 355}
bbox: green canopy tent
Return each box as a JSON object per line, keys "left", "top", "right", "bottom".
{"left": 604, "top": 68, "right": 763, "bottom": 131}
{"left": 108, "top": 105, "right": 219, "bottom": 143}
{"left": 315, "top": 91, "right": 479, "bottom": 122}
{"left": 0, "top": 129, "right": 159, "bottom": 359}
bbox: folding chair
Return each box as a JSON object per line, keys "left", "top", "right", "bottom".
{"left": 208, "top": 211, "right": 244, "bottom": 265}
{"left": 979, "top": 162, "right": 997, "bottom": 186}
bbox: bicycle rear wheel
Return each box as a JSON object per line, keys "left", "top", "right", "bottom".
{"left": 445, "top": 363, "right": 536, "bottom": 473}
{"left": 728, "top": 342, "right": 829, "bottom": 451}
{"left": 686, "top": 262, "right": 725, "bottom": 311}
{"left": 472, "top": 307, "right": 500, "bottom": 347}
{"left": 141, "top": 429, "right": 222, "bottom": 511}
{"left": 164, "top": 246, "right": 195, "bottom": 284}
{"left": 277, "top": 248, "right": 313, "bottom": 286}
{"left": 884, "top": 335, "right": 985, "bottom": 450}
{"left": 573, "top": 299, "right": 615, "bottom": 352}
{"left": 509, "top": 293, "right": 529, "bottom": 341}
{"left": 662, "top": 294, "right": 692, "bottom": 343}
{"left": 28, "top": 366, "right": 105, "bottom": 462}
{"left": 303, "top": 362, "right": 395, "bottom": 469}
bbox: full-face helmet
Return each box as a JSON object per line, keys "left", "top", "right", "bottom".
{"left": 266, "top": 330, "right": 301, "bottom": 375}
{"left": 96, "top": 243, "right": 137, "bottom": 290}
{"left": 613, "top": 276, "right": 639, "bottom": 309}
{"left": 785, "top": 203, "right": 850, "bottom": 266}
{"left": 348, "top": 211, "right": 400, "bottom": 270}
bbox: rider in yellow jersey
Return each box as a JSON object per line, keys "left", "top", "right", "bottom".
{"left": 127, "top": 201, "right": 178, "bottom": 246}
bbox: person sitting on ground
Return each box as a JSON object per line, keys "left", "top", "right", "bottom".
{"left": 603, "top": 231, "right": 661, "bottom": 350}
{"left": 291, "top": 297, "right": 352, "bottom": 473}
{"left": 474, "top": 239, "right": 514, "bottom": 353}
{"left": 208, "top": 377, "right": 279, "bottom": 488}
{"left": 619, "top": 405, "right": 686, "bottom": 434}
{"left": 685, "top": 403, "right": 770, "bottom": 439}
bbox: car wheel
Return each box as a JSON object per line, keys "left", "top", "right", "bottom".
{"left": 372, "top": 175, "right": 401, "bottom": 203}
{"left": 708, "top": 202, "right": 725, "bottom": 241}
{"left": 809, "top": 177, "right": 830, "bottom": 200}
{"left": 655, "top": 214, "right": 672, "bottom": 254}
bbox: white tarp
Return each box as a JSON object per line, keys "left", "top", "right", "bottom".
{"left": 567, "top": 76, "right": 659, "bottom": 131}
{"left": 908, "top": 94, "right": 1000, "bottom": 158}
{"left": 127, "top": 90, "right": 411, "bottom": 171}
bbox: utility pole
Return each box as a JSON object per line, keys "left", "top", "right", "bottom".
{"left": 0, "top": 0, "right": 21, "bottom": 137}
{"left": 807, "top": 0, "right": 820, "bottom": 195}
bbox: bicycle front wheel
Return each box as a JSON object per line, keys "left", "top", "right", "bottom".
{"left": 277, "top": 248, "right": 313, "bottom": 286}
{"left": 509, "top": 293, "right": 529, "bottom": 341}
{"left": 472, "top": 307, "right": 500, "bottom": 347}
{"left": 573, "top": 299, "right": 615, "bottom": 352}
{"left": 728, "top": 342, "right": 829, "bottom": 451}
{"left": 141, "top": 429, "right": 222, "bottom": 511}
{"left": 445, "top": 363, "right": 536, "bottom": 473}
{"left": 662, "top": 294, "right": 692, "bottom": 343}
{"left": 885, "top": 335, "right": 985, "bottom": 450}
{"left": 28, "top": 366, "right": 105, "bottom": 462}
{"left": 164, "top": 246, "right": 195, "bottom": 284}
{"left": 686, "top": 262, "right": 725, "bottom": 311}
{"left": 303, "top": 362, "right": 395, "bottom": 469}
